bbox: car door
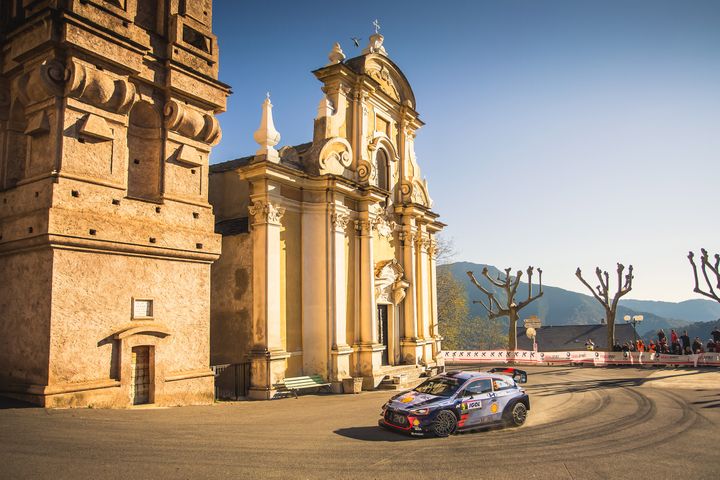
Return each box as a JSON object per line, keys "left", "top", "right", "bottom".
{"left": 490, "top": 377, "right": 516, "bottom": 421}
{"left": 457, "top": 379, "right": 494, "bottom": 427}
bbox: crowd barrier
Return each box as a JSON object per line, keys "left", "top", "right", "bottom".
{"left": 442, "top": 350, "right": 720, "bottom": 367}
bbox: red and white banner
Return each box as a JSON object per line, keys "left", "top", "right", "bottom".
{"left": 441, "top": 350, "right": 720, "bottom": 367}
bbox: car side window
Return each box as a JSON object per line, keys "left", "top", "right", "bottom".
{"left": 463, "top": 379, "right": 492, "bottom": 396}
{"left": 492, "top": 379, "right": 514, "bottom": 391}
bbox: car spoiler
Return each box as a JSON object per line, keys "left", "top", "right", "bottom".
{"left": 488, "top": 367, "right": 528, "bottom": 384}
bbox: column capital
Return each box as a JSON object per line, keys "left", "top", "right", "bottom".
{"left": 330, "top": 206, "right": 351, "bottom": 233}
{"left": 249, "top": 199, "right": 285, "bottom": 226}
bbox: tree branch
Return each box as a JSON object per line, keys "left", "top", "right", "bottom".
{"left": 576, "top": 267, "right": 606, "bottom": 305}
{"left": 480, "top": 267, "right": 507, "bottom": 288}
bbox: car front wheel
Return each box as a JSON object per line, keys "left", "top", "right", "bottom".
{"left": 505, "top": 402, "right": 527, "bottom": 427}
{"left": 431, "top": 410, "right": 457, "bottom": 437}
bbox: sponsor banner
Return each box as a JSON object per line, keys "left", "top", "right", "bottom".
{"left": 442, "top": 350, "right": 720, "bottom": 367}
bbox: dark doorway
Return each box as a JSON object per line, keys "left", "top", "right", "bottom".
{"left": 131, "top": 346, "right": 151, "bottom": 405}
{"left": 377, "top": 304, "right": 389, "bottom": 365}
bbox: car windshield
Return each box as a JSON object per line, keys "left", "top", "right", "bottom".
{"left": 413, "top": 377, "right": 462, "bottom": 397}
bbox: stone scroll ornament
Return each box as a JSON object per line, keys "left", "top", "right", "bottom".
{"left": 66, "top": 59, "right": 136, "bottom": 114}
{"left": 164, "top": 100, "right": 221, "bottom": 145}
{"left": 14, "top": 59, "right": 68, "bottom": 105}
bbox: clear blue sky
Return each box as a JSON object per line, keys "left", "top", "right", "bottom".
{"left": 212, "top": 0, "right": 720, "bottom": 302}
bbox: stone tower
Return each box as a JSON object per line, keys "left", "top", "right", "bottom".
{"left": 0, "top": 0, "right": 228, "bottom": 407}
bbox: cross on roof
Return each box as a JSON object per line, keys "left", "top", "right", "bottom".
{"left": 373, "top": 19, "right": 380, "bottom": 34}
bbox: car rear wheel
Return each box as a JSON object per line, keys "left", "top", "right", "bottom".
{"left": 504, "top": 402, "right": 527, "bottom": 427}
{"left": 431, "top": 410, "right": 457, "bottom": 437}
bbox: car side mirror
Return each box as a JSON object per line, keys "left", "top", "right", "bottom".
{"left": 518, "top": 372, "right": 527, "bottom": 384}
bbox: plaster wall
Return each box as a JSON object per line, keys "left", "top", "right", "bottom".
{"left": 48, "top": 249, "right": 212, "bottom": 402}
{"left": 0, "top": 249, "right": 53, "bottom": 388}
{"left": 280, "top": 209, "right": 303, "bottom": 376}
{"left": 210, "top": 233, "right": 253, "bottom": 365}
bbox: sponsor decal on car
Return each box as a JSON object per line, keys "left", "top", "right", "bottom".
{"left": 461, "top": 400, "right": 482, "bottom": 411}
{"left": 490, "top": 403, "right": 498, "bottom": 413}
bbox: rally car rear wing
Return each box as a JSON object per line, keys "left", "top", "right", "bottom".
{"left": 488, "top": 367, "right": 528, "bottom": 384}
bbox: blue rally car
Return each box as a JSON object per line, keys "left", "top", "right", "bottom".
{"left": 379, "top": 368, "right": 530, "bottom": 437}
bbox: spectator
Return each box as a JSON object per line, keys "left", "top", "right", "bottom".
{"left": 711, "top": 326, "right": 720, "bottom": 343}
{"left": 692, "top": 337, "right": 703, "bottom": 354}
{"left": 671, "top": 329, "right": 680, "bottom": 354}
{"left": 585, "top": 338, "right": 595, "bottom": 351}
{"left": 658, "top": 329, "right": 666, "bottom": 344}
{"left": 637, "top": 339, "right": 645, "bottom": 352}
{"left": 648, "top": 341, "right": 656, "bottom": 353}
{"left": 681, "top": 330, "right": 691, "bottom": 354}
{"left": 622, "top": 342, "right": 630, "bottom": 352}
{"left": 707, "top": 339, "right": 716, "bottom": 353}
{"left": 613, "top": 342, "right": 622, "bottom": 352}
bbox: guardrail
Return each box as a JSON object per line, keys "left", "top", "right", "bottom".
{"left": 442, "top": 350, "right": 720, "bottom": 367}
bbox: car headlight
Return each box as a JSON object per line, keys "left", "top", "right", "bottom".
{"left": 410, "top": 408, "right": 430, "bottom": 416}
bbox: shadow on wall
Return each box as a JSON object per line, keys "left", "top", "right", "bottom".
{"left": 0, "top": 396, "right": 37, "bottom": 410}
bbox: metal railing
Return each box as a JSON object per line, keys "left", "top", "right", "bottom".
{"left": 212, "top": 362, "right": 251, "bottom": 400}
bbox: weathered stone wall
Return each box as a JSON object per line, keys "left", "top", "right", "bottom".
{"left": 210, "top": 233, "right": 253, "bottom": 366}
{"left": 0, "top": 1, "right": 228, "bottom": 407}
{"left": 0, "top": 249, "right": 53, "bottom": 389}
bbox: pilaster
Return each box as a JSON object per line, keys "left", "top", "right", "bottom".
{"left": 247, "top": 189, "right": 289, "bottom": 399}
{"left": 328, "top": 203, "right": 353, "bottom": 391}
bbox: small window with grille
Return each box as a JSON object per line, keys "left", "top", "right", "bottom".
{"left": 132, "top": 299, "right": 153, "bottom": 319}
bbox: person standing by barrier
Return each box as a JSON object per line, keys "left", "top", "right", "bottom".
{"left": 707, "top": 339, "right": 716, "bottom": 353}
{"left": 649, "top": 341, "right": 656, "bottom": 353}
{"left": 585, "top": 338, "right": 595, "bottom": 351}
{"left": 692, "top": 337, "right": 703, "bottom": 354}
{"left": 613, "top": 341, "right": 622, "bottom": 352}
{"left": 681, "top": 331, "right": 691, "bottom": 355}
{"left": 671, "top": 330, "right": 680, "bottom": 354}
{"left": 711, "top": 327, "right": 720, "bottom": 343}
{"left": 658, "top": 329, "right": 666, "bottom": 345}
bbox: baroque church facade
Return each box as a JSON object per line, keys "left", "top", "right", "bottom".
{"left": 0, "top": 1, "right": 443, "bottom": 407}
{"left": 0, "top": 0, "right": 227, "bottom": 407}
{"left": 209, "top": 34, "right": 445, "bottom": 399}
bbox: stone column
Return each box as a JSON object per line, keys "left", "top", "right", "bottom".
{"left": 247, "top": 195, "right": 289, "bottom": 400}
{"left": 427, "top": 237, "right": 443, "bottom": 365}
{"left": 415, "top": 226, "right": 432, "bottom": 363}
{"left": 329, "top": 205, "right": 353, "bottom": 391}
{"left": 399, "top": 219, "right": 422, "bottom": 365}
{"left": 355, "top": 204, "right": 383, "bottom": 388}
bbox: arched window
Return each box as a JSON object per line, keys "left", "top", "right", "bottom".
{"left": 127, "top": 101, "right": 162, "bottom": 201}
{"left": 376, "top": 149, "right": 389, "bottom": 191}
{"left": 3, "top": 101, "right": 27, "bottom": 189}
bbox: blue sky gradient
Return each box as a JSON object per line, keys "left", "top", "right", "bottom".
{"left": 212, "top": 1, "right": 720, "bottom": 301}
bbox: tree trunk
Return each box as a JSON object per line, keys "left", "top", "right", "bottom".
{"left": 508, "top": 309, "right": 518, "bottom": 351}
{"left": 606, "top": 308, "right": 615, "bottom": 352}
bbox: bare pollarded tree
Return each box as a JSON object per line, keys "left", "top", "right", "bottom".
{"left": 688, "top": 249, "right": 720, "bottom": 303}
{"left": 575, "top": 263, "right": 634, "bottom": 351}
{"left": 466, "top": 266, "right": 543, "bottom": 351}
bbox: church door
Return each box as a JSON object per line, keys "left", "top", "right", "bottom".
{"left": 131, "top": 346, "right": 152, "bottom": 405}
{"left": 377, "top": 304, "right": 389, "bottom": 365}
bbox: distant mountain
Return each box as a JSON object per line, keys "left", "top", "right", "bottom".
{"left": 441, "top": 261, "right": 719, "bottom": 339}
{"left": 619, "top": 299, "right": 720, "bottom": 323}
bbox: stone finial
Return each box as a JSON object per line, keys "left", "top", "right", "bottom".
{"left": 327, "top": 42, "right": 346, "bottom": 65}
{"left": 253, "top": 93, "right": 281, "bottom": 162}
{"left": 362, "top": 19, "right": 387, "bottom": 56}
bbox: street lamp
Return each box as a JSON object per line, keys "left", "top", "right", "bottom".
{"left": 624, "top": 314, "right": 644, "bottom": 344}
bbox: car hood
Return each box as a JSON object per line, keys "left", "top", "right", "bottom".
{"left": 387, "top": 390, "right": 450, "bottom": 410}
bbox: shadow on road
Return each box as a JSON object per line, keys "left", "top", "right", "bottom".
{"left": 530, "top": 370, "right": 713, "bottom": 397}
{"left": 0, "top": 396, "right": 37, "bottom": 410}
{"left": 334, "top": 426, "right": 415, "bottom": 442}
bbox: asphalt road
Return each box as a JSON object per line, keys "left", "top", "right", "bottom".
{"left": 1, "top": 366, "right": 719, "bottom": 479}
